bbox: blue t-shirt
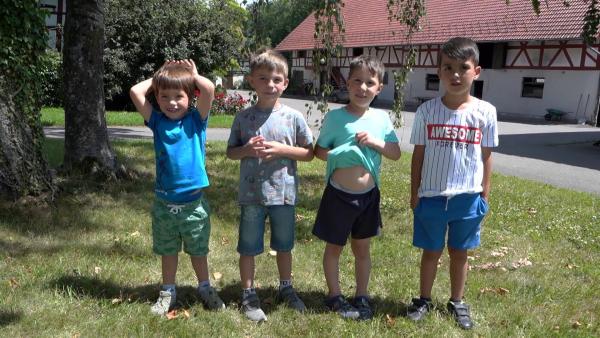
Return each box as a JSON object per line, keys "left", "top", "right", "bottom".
{"left": 147, "top": 107, "right": 209, "bottom": 203}
{"left": 317, "top": 107, "right": 399, "bottom": 186}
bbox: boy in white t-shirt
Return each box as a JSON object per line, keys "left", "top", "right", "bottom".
{"left": 407, "top": 37, "right": 499, "bottom": 330}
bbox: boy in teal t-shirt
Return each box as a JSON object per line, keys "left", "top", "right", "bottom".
{"left": 312, "top": 55, "right": 401, "bottom": 320}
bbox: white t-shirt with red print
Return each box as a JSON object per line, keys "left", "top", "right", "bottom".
{"left": 410, "top": 97, "right": 499, "bottom": 197}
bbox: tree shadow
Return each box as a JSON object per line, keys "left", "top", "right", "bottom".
{"left": 0, "top": 309, "right": 23, "bottom": 327}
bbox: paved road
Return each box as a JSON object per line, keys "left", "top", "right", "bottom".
{"left": 44, "top": 92, "right": 600, "bottom": 196}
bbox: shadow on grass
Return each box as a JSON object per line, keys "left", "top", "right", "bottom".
{"left": 49, "top": 275, "right": 408, "bottom": 317}
{"left": 0, "top": 309, "right": 23, "bottom": 327}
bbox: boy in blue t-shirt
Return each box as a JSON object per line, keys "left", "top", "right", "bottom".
{"left": 130, "top": 59, "right": 225, "bottom": 316}
{"left": 313, "top": 55, "right": 401, "bottom": 320}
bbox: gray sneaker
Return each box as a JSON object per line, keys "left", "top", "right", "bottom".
{"left": 150, "top": 290, "right": 175, "bottom": 316}
{"left": 277, "top": 285, "right": 306, "bottom": 313}
{"left": 241, "top": 293, "right": 267, "bottom": 322}
{"left": 325, "top": 295, "right": 360, "bottom": 320}
{"left": 198, "top": 286, "right": 225, "bottom": 310}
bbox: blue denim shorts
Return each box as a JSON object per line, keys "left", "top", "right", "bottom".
{"left": 412, "top": 193, "right": 489, "bottom": 251}
{"left": 237, "top": 204, "right": 296, "bottom": 256}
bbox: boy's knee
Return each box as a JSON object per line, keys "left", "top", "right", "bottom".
{"left": 447, "top": 247, "right": 468, "bottom": 259}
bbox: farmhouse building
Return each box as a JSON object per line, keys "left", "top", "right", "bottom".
{"left": 276, "top": 0, "right": 600, "bottom": 124}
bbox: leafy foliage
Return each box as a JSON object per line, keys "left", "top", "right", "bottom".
{"left": 582, "top": 0, "right": 600, "bottom": 44}
{"left": 0, "top": 0, "right": 48, "bottom": 127}
{"left": 103, "top": 0, "right": 246, "bottom": 108}
{"left": 40, "top": 50, "right": 64, "bottom": 107}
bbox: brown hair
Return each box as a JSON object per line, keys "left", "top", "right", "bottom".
{"left": 250, "top": 48, "right": 289, "bottom": 78}
{"left": 438, "top": 37, "right": 480, "bottom": 67}
{"left": 151, "top": 63, "right": 196, "bottom": 99}
{"left": 349, "top": 55, "right": 385, "bottom": 83}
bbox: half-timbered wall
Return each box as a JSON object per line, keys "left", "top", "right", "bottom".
{"left": 289, "top": 40, "right": 600, "bottom": 122}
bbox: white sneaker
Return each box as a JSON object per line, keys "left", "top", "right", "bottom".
{"left": 150, "top": 290, "right": 175, "bottom": 316}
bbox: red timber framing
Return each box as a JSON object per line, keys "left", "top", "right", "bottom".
{"left": 506, "top": 40, "right": 600, "bottom": 70}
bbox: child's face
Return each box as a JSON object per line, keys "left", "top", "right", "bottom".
{"left": 437, "top": 53, "right": 481, "bottom": 98}
{"left": 156, "top": 88, "right": 190, "bottom": 120}
{"left": 248, "top": 67, "right": 288, "bottom": 105}
{"left": 346, "top": 66, "right": 382, "bottom": 110}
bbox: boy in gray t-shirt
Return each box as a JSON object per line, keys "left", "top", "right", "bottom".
{"left": 226, "top": 49, "right": 313, "bottom": 322}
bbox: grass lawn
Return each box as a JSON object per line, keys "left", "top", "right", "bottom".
{"left": 41, "top": 107, "right": 235, "bottom": 129}
{"left": 1, "top": 140, "right": 598, "bottom": 336}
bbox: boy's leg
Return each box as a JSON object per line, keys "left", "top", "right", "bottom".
{"left": 350, "top": 238, "right": 371, "bottom": 297}
{"left": 191, "top": 255, "right": 225, "bottom": 310}
{"left": 276, "top": 251, "right": 292, "bottom": 281}
{"left": 448, "top": 247, "right": 468, "bottom": 301}
{"left": 419, "top": 249, "right": 443, "bottom": 299}
{"left": 162, "top": 255, "right": 178, "bottom": 285}
{"left": 239, "top": 255, "right": 256, "bottom": 289}
{"left": 323, "top": 242, "right": 344, "bottom": 297}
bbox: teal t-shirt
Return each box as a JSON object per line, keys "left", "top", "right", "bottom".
{"left": 317, "top": 107, "right": 398, "bottom": 186}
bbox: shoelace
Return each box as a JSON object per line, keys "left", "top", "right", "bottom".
{"left": 167, "top": 204, "right": 184, "bottom": 214}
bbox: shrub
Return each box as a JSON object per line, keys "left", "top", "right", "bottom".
{"left": 212, "top": 92, "right": 248, "bottom": 115}
{"left": 40, "top": 50, "right": 63, "bottom": 107}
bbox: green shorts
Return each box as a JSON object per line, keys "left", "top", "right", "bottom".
{"left": 151, "top": 196, "right": 211, "bottom": 256}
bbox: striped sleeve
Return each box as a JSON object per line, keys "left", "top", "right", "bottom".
{"left": 481, "top": 103, "right": 499, "bottom": 147}
{"left": 410, "top": 107, "right": 426, "bottom": 145}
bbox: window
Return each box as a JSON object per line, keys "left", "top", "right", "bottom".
{"left": 353, "top": 47, "right": 364, "bottom": 56}
{"left": 521, "top": 77, "right": 544, "bottom": 98}
{"left": 297, "top": 50, "right": 306, "bottom": 58}
{"left": 426, "top": 74, "right": 439, "bottom": 91}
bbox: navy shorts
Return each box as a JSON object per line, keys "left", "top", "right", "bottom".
{"left": 412, "top": 193, "right": 489, "bottom": 251}
{"left": 312, "top": 181, "right": 382, "bottom": 246}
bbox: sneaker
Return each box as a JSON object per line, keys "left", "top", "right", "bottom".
{"left": 447, "top": 300, "right": 474, "bottom": 330}
{"left": 352, "top": 296, "right": 373, "bottom": 320}
{"left": 277, "top": 285, "right": 306, "bottom": 313}
{"left": 150, "top": 290, "right": 175, "bottom": 316}
{"left": 241, "top": 293, "right": 267, "bottom": 322}
{"left": 198, "top": 286, "right": 225, "bottom": 310}
{"left": 325, "top": 295, "right": 360, "bottom": 320}
{"left": 406, "top": 297, "right": 433, "bottom": 321}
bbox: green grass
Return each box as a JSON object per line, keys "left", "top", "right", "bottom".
{"left": 41, "top": 107, "right": 234, "bottom": 128}
{"left": 1, "top": 140, "right": 598, "bottom": 336}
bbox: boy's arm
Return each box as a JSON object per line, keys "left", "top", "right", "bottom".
{"left": 181, "top": 59, "right": 214, "bottom": 120}
{"left": 314, "top": 145, "right": 330, "bottom": 161}
{"left": 481, "top": 147, "right": 493, "bottom": 200}
{"left": 129, "top": 78, "right": 153, "bottom": 122}
{"left": 410, "top": 145, "right": 425, "bottom": 209}
{"left": 355, "top": 131, "right": 401, "bottom": 160}
{"left": 258, "top": 141, "right": 314, "bottom": 162}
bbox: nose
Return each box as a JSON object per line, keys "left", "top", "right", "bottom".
{"left": 360, "top": 82, "right": 367, "bottom": 90}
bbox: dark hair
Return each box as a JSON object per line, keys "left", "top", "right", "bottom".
{"left": 151, "top": 63, "right": 196, "bottom": 99}
{"left": 438, "top": 37, "right": 480, "bottom": 66}
{"left": 250, "top": 48, "right": 288, "bottom": 78}
{"left": 349, "top": 55, "right": 385, "bottom": 83}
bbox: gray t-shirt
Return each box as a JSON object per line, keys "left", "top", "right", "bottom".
{"left": 227, "top": 104, "right": 313, "bottom": 205}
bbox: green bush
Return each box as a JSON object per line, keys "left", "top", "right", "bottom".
{"left": 40, "top": 50, "right": 63, "bottom": 107}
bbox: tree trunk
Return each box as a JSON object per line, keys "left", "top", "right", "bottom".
{"left": 0, "top": 78, "right": 55, "bottom": 200}
{"left": 63, "top": 0, "right": 118, "bottom": 176}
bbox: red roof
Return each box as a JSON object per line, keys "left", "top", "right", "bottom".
{"left": 276, "top": 0, "right": 589, "bottom": 51}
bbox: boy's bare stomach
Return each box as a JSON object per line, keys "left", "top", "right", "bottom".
{"left": 331, "top": 166, "right": 375, "bottom": 192}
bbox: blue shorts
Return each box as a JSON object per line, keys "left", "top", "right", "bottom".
{"left": 237, "top": 204, "right": 296, "bottom": 256}
{"left": 312, "top": 181, "right": 381, "bottom": 246}
{"left": 412, "top": 193, "right": 489, "bottom": 251}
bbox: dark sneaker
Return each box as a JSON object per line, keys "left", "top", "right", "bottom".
{"left": 277, "top": 285, "right": 306, "bottom": 313}
{"left": 198, "top": 286, "right": 225, "bottom": 310}
{"left": 406, "top": 297, "right": 433, "bottom": 321}
{"left": 241, "top": 293, "right": 267, "bottom": 322}
{"left": 352, "top": 296, "right": 373, "bottom": 320}
{"left": 325, "top": 295, "right": 360, "bottom": 320}
{"left": 447, "top": 300, "right": 474, "bottom": 330}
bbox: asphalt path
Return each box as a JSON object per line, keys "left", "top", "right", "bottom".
{"left": 44, "top": 92, "right": 600, "bottom": 196}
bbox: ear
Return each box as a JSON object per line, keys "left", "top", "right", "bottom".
{"left": 283, "top": 77, "right": 289, "bottom": 89}
{"left": 474, "top": 65, "right": 481, "bottom": 79}
{"left": 376, "top": 82, "right": 383, "bottom": 95}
